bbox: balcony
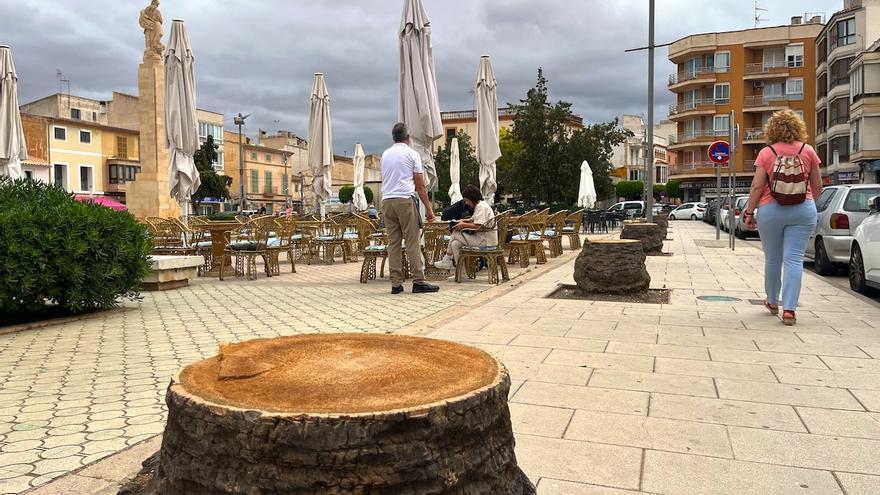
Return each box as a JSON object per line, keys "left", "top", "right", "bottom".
{"left": 743, "top": 93, "right": 802, "bottom": 112}
{"left": 668, "top": 67, "right": 717, "bottom": 88}
{"left": 743, "top": 128, "right": 765, "bottom": 143}
{"left": 670, "top": 130, "right": 728, "bottom": 149}
{"left": 263, "top": 186, "right": 278, "bottom": 197}
{"left": 669, "top": 98, "right": 719, "bottom": 120}
{"left": 670, "top": 161, "right": 716, "bottom": 175}
{"left": 743, "top": 61, "right": 791, "bottom": 80}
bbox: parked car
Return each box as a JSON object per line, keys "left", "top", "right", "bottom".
{"left": 806, "top": 184, "right": 880, "bottom": 275}
{"left": 607, "top": 201, "right": 645, "bottom": 218}
{"left": 719, "top": 198, "right": 739, "bottom": 232}
{"left": 653, "top": 203, "right": 675, "bottom": 216}
{"left": 703, "top": 199, "right": 719, "bottom": 225}
{"left": 730, "top": 197, "right": 759, "bottom": 239}
{"left": 668, "top": 202, "right": 706, "bottom": 220}
{"left": 850, "top": 194, "right": 880, "bottom": 293}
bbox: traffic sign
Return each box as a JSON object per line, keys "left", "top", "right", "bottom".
{"left": 707, "top": 141, "right": 730, "bottom": 164}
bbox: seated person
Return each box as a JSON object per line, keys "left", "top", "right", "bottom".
{"left": 367, "top": 203, "right": 378, "bottom": 219}
{"left": 441, "top": 198, "right": 473, "bottom": 221}
{"left": 435, "top": 185, "right": 496, "bottom": 270}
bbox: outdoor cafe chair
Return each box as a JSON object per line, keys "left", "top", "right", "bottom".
{"left": 455, "top": 211, "right": 511, "bottom": 285}
{"left": 544, "top": 210, "right": 568, "bottom": 258}
{"left": 563, "top": 209, "right": 585, "bottom": 249}
{"left": 312, "top": 218, "right": 349, "bottom": 264}
{"left": 506, "top": 211, "right": 535, "bottom": 268}
{"left": 219, "top": 216, "right": 274, "bottom": 281}
{"left": 267, "top": 215, "right": 298, "bottom": 275}
{"left": 509, "top": 208, "right": 549, "bottom": 265}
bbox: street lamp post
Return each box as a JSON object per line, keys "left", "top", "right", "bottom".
{"left": 283, "top": 152, "right": 291, "bottom": 208}
{"left": 298, "top": 171, "right": 304, "bottom": 214}
{"left": 234, "top": 113, "right": 250, "bottom": 212}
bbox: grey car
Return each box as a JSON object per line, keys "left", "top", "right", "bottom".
{"left": 805, "top": 184, "right": 880, "bottom": 275}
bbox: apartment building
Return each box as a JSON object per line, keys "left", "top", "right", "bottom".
{"left": 610, "top": 115, "right": 676, "bottom": 186}
{"left": 667, "top": 18, "right": 823, "bottom": 202}
{"left": 223, "top": 131, "right": 298, "bottom": 213}
{"left": 196, "top": 109, "right": 224, "bottom": 173}
{"left": 816, "top": 0, "right": 880, "bottom": 184}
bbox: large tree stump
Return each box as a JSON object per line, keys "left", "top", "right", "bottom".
{"left": 653, "top": 213, "right": 669, "bottom": 240}
{"left": 146, "top": 334, "right": 535, "bottom": 495}
{"left": 574, "top": 239, "right": 650, "bottom": 293}
{"left": 620, "top": 222, "right": 664, "bottom": 254}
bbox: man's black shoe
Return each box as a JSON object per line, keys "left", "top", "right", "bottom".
{"left": 391, "top": 285, "right": 404, "bottom": 294}
{"left": 412, "top": 282, "right": 439, "bottom": 293}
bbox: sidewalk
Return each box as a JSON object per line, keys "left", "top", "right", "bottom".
{"left": 423, "top": 221, "right": 880, "bottom": 494}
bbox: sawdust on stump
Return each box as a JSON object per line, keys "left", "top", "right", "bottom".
{"left": 142, "top": 333, "right": 535, "bottom": 495}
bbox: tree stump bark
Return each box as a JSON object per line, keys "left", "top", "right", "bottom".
{"left": 146, "top": 334, "right": 535, "bottom": 495}
{"left": 574, "top": 239, "right": 650, "bottom": 293}
{"left": 620, "top": 222, "right": 664, "bottom": 254}
{"left": 653, "top": 214, "right": 669, "bottom": 240}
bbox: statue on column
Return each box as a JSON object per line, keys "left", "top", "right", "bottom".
{"left": 139, "top": 0, "right": 164, "bottom": 61}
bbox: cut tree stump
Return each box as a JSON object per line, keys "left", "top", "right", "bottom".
{"left": 146, "top": 334, "right": 535, "bottom": 495}
{"left": 653, "top": 214, "right": 669, "bottom": 240}
{"left": 574, "top": 239, "right": 651, "bottom": 293}
{"left": 620, "top": 222, "right": 664, "bottom": 255}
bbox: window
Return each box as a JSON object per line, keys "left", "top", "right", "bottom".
{"left": 109, "top": 164, "right": 140, "bottom": 184}
{"left": 852, "top": 118, "right": 861, "bottom": 152}
{"left": 817, "top": 109, "right": 827, "bottom": 134}
{"left": 116, "top": 136, "right": 128, "bottom": 158}
{"left": 629, "top": 147, "right": 640, "bottom": 164}
{"left": 24, "top": 170, "right": 33, "bottom": 180}
{"left": 714, "top": 51, "right": 730, "bottom": 73}
{"left": 53, "top": 126, "right": 66, "bottom": 141}
{"left": 817, "top": 143, "right": 828, "bottom": 168}
{"left": 79, "top": 130, "right": 91, "bottom": 144}
{"left": 250, "top": 152, "right": 257, "bottom": 160}
{"left": 830, "top": 57, "right": 854, "bottom": 87}
{"left": 92, "top": 111, "right": 97, "bottom": 121}
{"left": 713, "top": 115, "right": 730, "bottom": 135}
{"left": 818, "top": 73, "right": 828, "bottom": 99}
{"left": 763, "top": 47, "right": 785, "bottom": 69}
{"left": 684, "top": 57, "right": 702, "bottom": 79}
{"left": 851, "top": 65, "right": 864, "bottom": 101}
{"left": 251, "top": 170, "right": 259, "bottom": 193}
{"left": 264, "top": 171, "right": 273, "bottom": 193}
{"left": 446, "top": 127, "right": 456, "bottom": 141}
{"left": 836, "top": 18, "right": 856, "bottom": 48}
{"left": 714, "top": 83, "right": 730, "bottom": 103}
{"left": 53, "top": 164, "right": 67, "bottom": 189}
{"left": 265, "top": 154, "right": 272, "bottom": 162}
{"left": 818, "top": 37, "right": 828, "bottom": 64}
{"left": 785, "top": 78, "right": 804, "bottom": 98}
{"left": 785, "top": 44, "right": 804, "bottom": 67}
{"left": 844, "top": 187, "right": 880, "bottom": 212}
{"left": 829, "top": 97, "right": 849, "bottom": 126}
{"left": 628, "top": 169, "right": 641, "bottom": 181}
{"left": 70, "top": 108, "right": 81, "bottom": 120}
{"left": 764, "top": 82, "right": 784, "bottom": 99}
{"left": 815, "top": 188, "right": 837, "bottom": 212}
{"left": 79, "top": 166, "right": 93, "bottom": 192}
{"left": 831, "top": 136, "right": 850, "bottom": 162}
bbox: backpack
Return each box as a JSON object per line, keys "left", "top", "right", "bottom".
{"left": 768, "top": 143, "right": 808, "bottom": 206}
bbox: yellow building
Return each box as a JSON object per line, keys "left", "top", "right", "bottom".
{"left": 46, "top": 117, "right": 107, "bottom": 196}
{"left": 667, "top": 19, "right": 823, "bottom": 202}
{"left": 100, "top": 125, "right": 140, "bottom": 204}
{"left": 224, "top": 131, "right": 299, "bottom": 213}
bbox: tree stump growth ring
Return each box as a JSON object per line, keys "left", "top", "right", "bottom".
{"left": 148, "top": 334, "right": 535, "bottom": 495}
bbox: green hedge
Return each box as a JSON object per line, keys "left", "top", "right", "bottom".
{"left": 338, "top": 184, "right": 374, "bottom": 205}
{"left": 0, "top": 178, "right": 152, "bottom": 314}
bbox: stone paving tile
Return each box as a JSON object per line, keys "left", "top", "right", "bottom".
{"left": 715, "top": 378, "right": 864, "bottom": 410}
{"left": 542, "top": 350, "right": 655, "bottom": 372}
{"left": 794, "top": 407, "right": 880, "bottom": 439}
{"left": 649, "top": 394, "right": 807, "bottom": 431}
{"left": 509, "top": 335, "right": 609, "bottom": 353}
{"left": 850, "top": 389, "right": 880, "bottom": 412}
{"left": 564, "top": 410, "right": 732, "bottom": 458}
{"left": 511, "top": 382, "right": 648, "bottom": 416}
{"left": 653, "top": 357, "right": 776, "bottom": 382}
{"left": 504, "top": 361, "right": 593, "bottom": 386}
{"left": 536, "top": 478, "right": 651, "bottom": 494}
{"left": 515, "top": 434, "right": 642, "bottom": 491}
{"left": 728, "top": 426, "right": 880, "bottom": 475}
{"left": 604, "top": 342, "right": 709, "bottom": 360}
{"left": 771, "top": 367, "right": 880, "bottom": 390}
{"left": 819, "top": 356, "right": 880, "bottom": 373}
{"left": 588, "top": 369, "right": 717, "bottom": 398}
{"left": 642, "top": 450, "right": 843, "bottom": 495}
{"left": 834, "top": 473, "right": 880, "bottom": 495}
{"left": 707, "top": 348, "right": 829, "bottom": 369}
{"left": 508, "top": 403, "right": 574, "bottom": 438}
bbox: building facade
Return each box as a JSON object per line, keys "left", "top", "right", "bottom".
{"left": 610, "top": 115, "right": 676, "bottom": 186}
{"left": 20, "top": 114, "right": 51, "bottom": 183}
{"left": 816, "top": 0, "right": 880, "bottom": 184}
{"left": 196, "top": 109, "right": 224, "bottom": 172}
{"left": 667, "top": 19, "right": 823, "bottom": 202}
{"left": 224, "top": 131, "right": 299, "bottom": 213}
{"left": 435, "top": 108, "right": 584, "bottom": 153}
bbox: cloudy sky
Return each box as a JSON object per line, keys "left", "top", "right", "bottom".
{"left": 2, "top": 0, "right": 835, "bottom": 154}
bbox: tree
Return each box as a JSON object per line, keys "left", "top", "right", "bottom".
{"left": 506, "top": 69, "right": 631, "bottom": 205}
{"left": 433, "top": 131, "right": 480, "bottom": 205}
{"left": 665, "top": 179, "right": 682, "bottom": 200}
{"left": 495, "top": 128, "right": 522, "bottom": 196}
{"left": 338, "top": 185, "right": 374, "bottom": 205}
{"left": 653, "top": 183, "right": 666, "bottom": 201}
{"left": 192, "top": 135, "right": 232, "bottom": 210}
{"left": 616, "top": 180, "right": 644, "bottom": 200}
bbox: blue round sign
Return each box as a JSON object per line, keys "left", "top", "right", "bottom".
{"left": 707, "top": 141, "right": 730, "bottom": 164}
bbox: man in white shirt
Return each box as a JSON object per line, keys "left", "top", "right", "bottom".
{"left": 380, "top": 123, "right": 438, "bottom": 294}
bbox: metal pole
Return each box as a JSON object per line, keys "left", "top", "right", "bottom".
{"left": 234, "top": 113, "right": 248, "bottom": 212}
{"left": 731, "top": 123, "right": 738, "bottom": 250}
{"left": 728, "top": 113, "right": 736, "bottom": 250}
{"left": 645, "top": 0, "right": 655, "bottom": 223}
{"left": 715, "top": 154, "right": 722, "bottom": 240}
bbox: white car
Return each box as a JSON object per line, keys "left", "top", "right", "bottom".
{"left": 849, "top": 194, "right": 880, "bottom": 294}
{"left": 668, "top": 202, "right": 706, "bottom": 220}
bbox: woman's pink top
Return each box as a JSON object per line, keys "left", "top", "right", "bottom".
{"left": 754, "top": 141, "right": 821, "bottom": 207}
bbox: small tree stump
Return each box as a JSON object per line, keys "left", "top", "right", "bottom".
{"left": 147, "top": 334, "right": 535, "bottom": 495}
{"left": 653, "top": 214, "right": 669, "bottom": 240}
{"left": 574, "top": 239, "right": 650, "bottom": 293}
{"left": 620, "top": 222, "right": 664, "bottom": 254}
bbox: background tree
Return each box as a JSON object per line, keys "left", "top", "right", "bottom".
{"left": 338, "top": 185, "right": 374, "bottom": 205}
{"left": 665, "top": 179, "right": 682, "bottom": 201}
{"left": 653, "top": 183, "right": 666, "bottom": 201}
{"left": 434, "top": 131, "right": 480, "bottom": 205}
{"left": 191, "top": 135, "right": 232, "bottom": 210}
{"left": 616, "top": 180, "right": 644, "bottom": 200}
{"left": 495, "top": 128, "right": 523, "bottom": 197}
{"left": 566, "top": 120, "right": 632, "bottom": 203}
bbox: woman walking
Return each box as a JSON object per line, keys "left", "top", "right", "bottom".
{"left": 744, "top": 109, "right": 822, "bottom": 326}
{"left": 434, "top": 185, "right": 496, "bottom": 270}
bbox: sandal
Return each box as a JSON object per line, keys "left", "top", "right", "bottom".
{"left": 782, "top": 310, "right": 796, "bottom": 326}
{"left": 764, "top": 300, "right": 779, "bottom": 315}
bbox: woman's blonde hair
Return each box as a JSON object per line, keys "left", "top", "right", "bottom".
{"left": 765, "top": 109, "right": 808, "bottom": 144}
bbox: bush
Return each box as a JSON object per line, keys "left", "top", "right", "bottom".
{"left": 0, "top": 178, "right": 152, "bottom": 314}
{"left": 616, "top": 180, "right": 644, "bottom": 200}
{"left": 338, "top": 185, "right": 374, "bottom": 205}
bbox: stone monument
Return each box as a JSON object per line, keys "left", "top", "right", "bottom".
{"left": 126, "top": 0, "right": 180, "bottom": 218}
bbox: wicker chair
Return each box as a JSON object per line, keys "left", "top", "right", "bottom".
{"left": 509, "top": 209, "right": 549, "bottom": 265}
{"left": 267, "top": 215, "right": 298, "bottom": 275}
{"left": 544, "top": 210, "right": 569, "bottom": 258}
{"left": 359, "top": 217, "right": 388, "bottom": 283}
{"left": 219, "top": 216, "right": 274, "bottom": 280}
{"left": 455, "top": 211, "right": 511, "bottom": 284}
{"left": 562, "top": 209, "right": 585, "bottom": 250}
{"left": 152, "top": 218, "right": 196, "bottom": 256}
{"left": 506, "top": 210, "right": 534, "bottom": 268}
{"left": 312, "top": 219, "right": 348, "bottom": 264}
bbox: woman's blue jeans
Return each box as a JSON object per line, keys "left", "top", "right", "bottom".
{"left": 756, "top": 200, "right": 817, "bottom": 312}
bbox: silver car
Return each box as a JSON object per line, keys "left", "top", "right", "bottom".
{"left": 805, "top": 184, "right": 880, "bottom": 276}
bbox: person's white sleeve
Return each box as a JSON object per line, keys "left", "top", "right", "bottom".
{"left": 411, "top": 149, "right": 424, "bottom": 174}
{"left": 472, "top": 202, "right": 492, "bottom": 226}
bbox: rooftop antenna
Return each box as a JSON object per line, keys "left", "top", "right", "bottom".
{"left": 754, "top": 0, "right": 768, "bottom": 27}
{"left": 273, "top": 119, "right": 280, "bottom": 132}
{"left": 56, "top": 69, "right": 71, "bottom": 113}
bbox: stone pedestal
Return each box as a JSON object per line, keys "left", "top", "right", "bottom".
{"left": 574, "top": 239, "right": 650, "bottom": 293}
{"left": 621, "top": 222, "right": 664, "bottom": 255}
{"left": 126, "top": 55, "right": 179, "bottom": 219}
{"left": 146, "top": 334, "right": 535, "bottom": 495}
{"left": 143, "top": 255, "right": 203, "bottom": 291}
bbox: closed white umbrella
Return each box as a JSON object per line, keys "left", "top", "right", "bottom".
{"left": 399, "top": 0, "right": 442, "bottom": 191}
{"left": 0, "top": 46, "right": 26, "bottom": 180}
{"left": 475, "top": 55, "right": 501, "bottom": 205}
{"left": 308, "top": 73, "right": 333, "bottom": 212}
{"left": 352, "top": 143, "right": 368, "bottom": 211}
{"left": 164, "top": 20, "right": 200, "bottom": 215}
{"left": 578, "top": 160, "right": 597, "bottom": 209}
{"left": 448, "top": 137, "right": 462, "bottom": 203}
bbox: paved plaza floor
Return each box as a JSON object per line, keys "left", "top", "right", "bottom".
{"left": 4, "top": 221, "right": 880, "bottom": 494}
